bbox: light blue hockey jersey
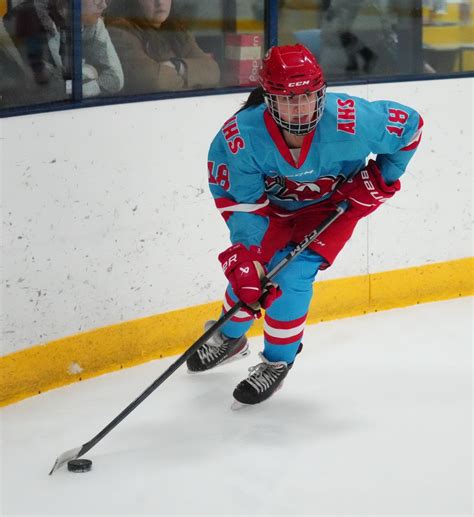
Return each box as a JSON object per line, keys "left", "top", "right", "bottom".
{"left": 208, "top": 92, "right": 423, "bottom": 248}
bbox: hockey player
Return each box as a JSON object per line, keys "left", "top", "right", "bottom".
{"left": 187, "top": 44, "right": 423, "bottom": 407}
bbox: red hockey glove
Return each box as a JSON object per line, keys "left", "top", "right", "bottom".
{"left": 332, "top": 160, "right": 400, "bottom": 218}
{"left": 218, "top": 243, "right": 282, "bottom": 311}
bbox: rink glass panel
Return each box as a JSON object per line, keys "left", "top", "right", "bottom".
{"left": 97, "top": 0, "right": 265, "bottom": 95}
{"left": 0, "top": 0, "right": 473, "bottom": 116}
{"left": 278, "top": 0, "right": 474, "bottom": 80}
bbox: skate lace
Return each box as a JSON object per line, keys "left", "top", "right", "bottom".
{"left": 246, "top": 354, "right": 287, "bottom": 393}
{"left": 197, "top": 333, "right": 227, "bottom": 364}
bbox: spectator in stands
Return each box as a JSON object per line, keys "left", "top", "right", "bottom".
{"left": 4, "top": 0, "right": 123, "bottom": 101}
{"left": 80, "top": 0, "right": 124, "bottom": 97}
{"left": 3, "top": 0, "right": 68, "bottom": 97}
{"left": 105, "top": 0, "right": 220, "bottom": 94}
{"left": 319, "top": 0, "right": 399, "bottom": 78}
{"left": 0, "top": 17, "right": 37, "bottom": 107}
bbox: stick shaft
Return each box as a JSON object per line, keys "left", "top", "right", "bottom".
{"left": 76, "top": 201, "right": 349, "bottom": 457}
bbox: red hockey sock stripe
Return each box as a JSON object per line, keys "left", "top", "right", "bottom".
{"left": 223, "top": 291, "right": 253, "bottom": 322}
{"left": 264, "top": 313, "right": 307, "bottom": 329}
{"left": 264, "top": 329, "right": 305, "bottom": 346}
{"left": 263, "top": 313, "right": 307, "bottom": 345}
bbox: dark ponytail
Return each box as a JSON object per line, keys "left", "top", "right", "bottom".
{"left": 236, "top": 86, "right": 265, "bottom": 114}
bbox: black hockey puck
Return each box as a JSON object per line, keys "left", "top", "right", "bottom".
{"left": 67, "top": 458, "right": 92, "bottom": 473}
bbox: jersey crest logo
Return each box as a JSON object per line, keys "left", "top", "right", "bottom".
{"left": 264, "top": 175, "right": 342, "bottom": 202}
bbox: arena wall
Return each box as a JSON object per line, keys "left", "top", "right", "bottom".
{"left": 1, "top": 77, "right": 472, "bottom": 405}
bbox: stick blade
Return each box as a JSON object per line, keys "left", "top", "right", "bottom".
{"left": 49, "top": 446, "right": 82, "bottom": 475}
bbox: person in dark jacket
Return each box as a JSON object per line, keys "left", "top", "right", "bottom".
{"left": 0, "top": 17, "right": 38, "bottom": 108}
{"left": 105, "top": 0, "right": 220, "bottom": 94}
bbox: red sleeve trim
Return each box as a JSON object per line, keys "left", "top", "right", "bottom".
{"left": 401, "top": 114, "right": 424, "bottom": 151}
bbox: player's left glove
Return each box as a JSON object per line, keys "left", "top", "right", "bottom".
{"left": 332, "top": 159, "right": 400, "bottom": 218}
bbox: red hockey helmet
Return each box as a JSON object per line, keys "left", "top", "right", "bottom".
{"left": 259, "top": 44, "right": 326, "bottom": 135}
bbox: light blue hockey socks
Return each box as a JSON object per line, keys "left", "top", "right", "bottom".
{"left": 262, "top": 247, "right": 323, "bottom": 364}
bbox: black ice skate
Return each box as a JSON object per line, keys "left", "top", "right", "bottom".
{"left": 231, "top": 353, "right": 290, "bottom": 409}
{"left": 231, "top": 344, "right": 302, "bottom": 409}
{"left": 186, "top": 320, "right": 250, "bottom": 373}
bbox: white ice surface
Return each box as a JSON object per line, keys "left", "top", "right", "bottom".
{"left": 1, "top": 298, "right": 472, "bottom": 516}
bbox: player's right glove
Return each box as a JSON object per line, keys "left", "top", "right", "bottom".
{"left": 218, "top": 243, "right": 282, "bottom": 315}
{"left": 332, "top": 159, "right": 400, "bottom": 218}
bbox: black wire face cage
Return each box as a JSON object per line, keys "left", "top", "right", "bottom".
{"left": 263, "top": 84, "right": 327, "bottom": 136}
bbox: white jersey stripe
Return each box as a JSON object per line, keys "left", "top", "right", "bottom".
{"left": 264, "top": 320, "right": 307, "bottom": 339}
{"left": 219, "top": 199, "right": 270, "bottom": 214}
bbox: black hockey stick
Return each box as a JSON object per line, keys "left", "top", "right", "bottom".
{"left": 49, "top": 200, "right": 349, "bottom": 474}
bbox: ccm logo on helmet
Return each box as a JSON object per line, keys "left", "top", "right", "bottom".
{"left": 288, "top": 80, "right": 310, "bottom": 87}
